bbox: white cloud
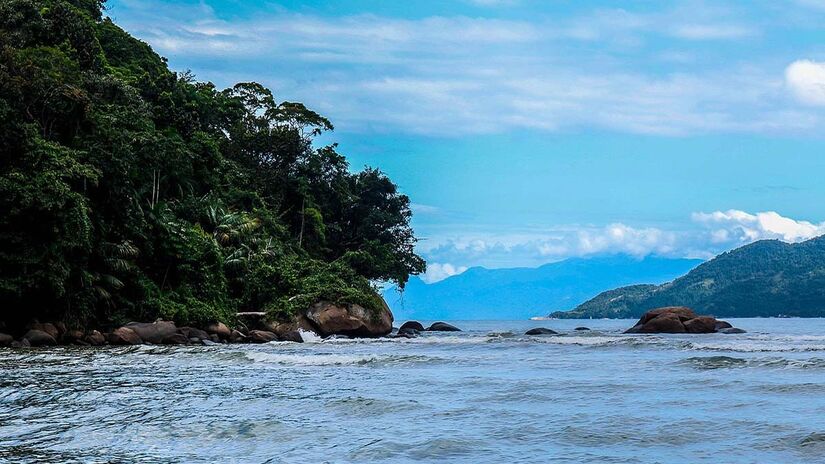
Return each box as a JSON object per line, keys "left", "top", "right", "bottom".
{"left": 785, "top": 60, "right": 825, "bottom": 106}
{"left": 692, "top": 209, "right": 825, "bottom": 243}
{"left": 421, "top": 262, "right": 469, "bottom": 283}
{"left": 106, "top": 2, "right": 825, "bottom": 137}
{"left": 419, "top": 211, "right": 825, "bottom": 270}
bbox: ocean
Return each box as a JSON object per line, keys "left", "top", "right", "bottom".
{"left": 2, "top": 318, "right": 825, "bottom": 463}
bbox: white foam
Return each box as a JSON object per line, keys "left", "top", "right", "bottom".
{"left": 298, "top": 329, "right": 323, "bottom": 343}
{"left": 244, "top": 351, "right": 383, "bottom": 366}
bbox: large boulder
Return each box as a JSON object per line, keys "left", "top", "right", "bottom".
{"left": 125, "top": 321, "right": 177, "bottom": 344}
{"left": 108, "top": 327, "right": 142, "bottom": 345}
{"left": 248, "top": 330, "right": 278, "bottom": 343}
{"left": 0, "top": 333, "right": 13, "bottom": 347}
{"left": 304, "top": 300, "right": 393, "bottom": 338}
{"left": 62, "top": 329, "right": 86, "bottom": 345}
{"left": 399, "top": 321, "right": 425, "bottom": 332}
{"left": 204, "top": 322, "right": 232, "bottom": 340}
{"left": 85, "top": 330, "right": 106, "bottom": 346}
{"left": 427, "top": 322, "right": 461, "bottom": 332}
{"left": 178, "top": 327, "right": 210, "bottom": 341}
{"left": 626, "top": 307, "right": 740, "bottom": 334}
{"left": 24, "top": 329, "right": 57, "bottom": 346}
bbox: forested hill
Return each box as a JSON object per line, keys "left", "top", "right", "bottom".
{"left": 554, "top": 236, "right": 825, "bottom": 319}
{"left": 0, "top": 0, "right": 424, "bottom": 328}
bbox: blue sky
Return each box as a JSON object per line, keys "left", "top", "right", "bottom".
{"left": 107, "top": 0, "right": 825, "bottom": 282}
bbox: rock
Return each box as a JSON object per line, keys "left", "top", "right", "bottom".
{"left": 714, "top": 320, "right": 733, "bottom": 331}
{"left": 639, "top": 306, "right": 696, "bottom": 325}
{"left": 719, "top": 327, "right": 747, "bottom": 334}
{"left": 248, "top": 330, "right": 278, "bottom": 343}
{"left": 125, "top": 321, "right": 177, "bottom": 344}
{"left": 270, "top": 316, "right": 318, "bottom": 339}
{"left": 85, "top": 330, "right": 106, "bottom": 346}
{"left": 28, "top": 322, "right": 59, "bottom": 340}
{"left": 230, "top": 329, "right": 249, "bottom": 343}
{"left": 23, "top": 329, "right": 57, "bottom": 346}
{"left": 427, "top": 322, "right": 461, "bottom": 332}
{"left": 389, "top": 332, "right": 416, "bottom": 339}
{"left": 201, "top": 339, "right": 219, "bottom": 346}
{"left": 525, "top": 328, "right": 558, "bottom": 335}
{"left": 161, "top": 333, "right": 190, "bottom": 345}
{"left": 204, "top": 322, "right": 231, "bottom": 340}
{"left": 684, "top": 316, "right": 718, "bottom": 334}
{"left": 108, "top": 327, "right": 142, "bottom": 345}
{"left": 179, "top": 327, "right": 210, "bottom": 341}
{"left": 631, "top": 312, "right": 686, "bottom": 334}
{"left": 62, "top": 329, "right": 85, "bottom": 344}
{"left": 397, "top": 327, "right": 419, "bottom": 337}
{"left": 278, "top": 330, "right": 304, "bottom": 343}
{"left": 304, "top": 300, "right": 393, "bottom": 338}
{"left": 0, "top": 333, "right": 13, "bottom": 347}
{"left": 11, "top": 339, "right": 30, "bottom": 348}
{"left": 574, "top": 327, "right": 591, "bottom": 331}
{"left": 627, "top": 307, "right": 728, "bottom": 334}
{"left": 209, "top": 334, "right": 220, "bottom": 343}
{"left": 399, "top": 321, "right": 425, "bottom": 332}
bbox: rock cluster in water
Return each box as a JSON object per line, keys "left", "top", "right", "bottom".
{"left": 624, "top": 306, "right": 745, "bottom": 334}
{"left": 0, "top": 300, "right": 395, "bottom": 348}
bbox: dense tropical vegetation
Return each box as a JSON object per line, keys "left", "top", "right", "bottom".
{"left": 0, "top": 0, "right": 425, "bottom": 329}
{"left": 555, "top": 236, "right": 825, "bottom": 318}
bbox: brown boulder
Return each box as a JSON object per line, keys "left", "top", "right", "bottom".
{"left": 24, "top": 329, "right": 57, "bottom": 346}
{"left": 108, "top": 327, "right": 142, "bottom": 345}
{"left": 125, "top": 321, "right": 177, "bottom": 344}
{"left": 230, "top": 329, "right": 249, "bottom": 343}
{"left": 714, "top": 320, "right": 733, "bottom": 331}
{"left": 399, "top": 321, "right": 425, "bottom": 332}
{"left": 178, "top": 327, "right": 210, "bottom": 341}
{"left": 684, "top": 316, "right": 718, "bottom": 334}
{"left": 639, "top": 307, "right": 696, "bottom": 325}
{"left": 27, "top": 322, "right": 60, "bottom": 340}
{"left": 85, "top": 330, "right": 106, "bottom": 346}
{"left": 304, "top": 300, "right": 393, "bottom": 338}
{"left": 278, "top": 330, "right": 304, "bottom": 343}
{"left": 0, "top": 333, "right": 14, "bottom": 347}
{"left": 62, "top": 329, "right": 86, "bottom": 344}
{"left": 248, "top": 330, "right": 278, "bottom": 343}
{"left": 204, "top": 322, "right": 231, "bottom": 340}
{"left": 637, "top": 313, "right": 686, "bottom": 333}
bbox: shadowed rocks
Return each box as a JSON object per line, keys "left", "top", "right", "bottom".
{"left": 625, "top": 307, "right": 745, "bottom": 334}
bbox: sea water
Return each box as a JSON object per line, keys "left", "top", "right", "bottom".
{"left": 2, "top": 319, "right": 825, "bottom": 463}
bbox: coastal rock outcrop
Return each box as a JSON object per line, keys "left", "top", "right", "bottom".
{"left": 108, "top": 327, "right": 142, "bottom": 345}
{"left": 85, "top": 330, "right": 106, "bottom": 346}
{"left": 399, "top": 321, "right": 425, "bottom": 332}
{"left": 24, "top": 329, "right": 57, "bottom": 346}
{"left": 525, "top": 328, "right": 558, "bottom": 335}
{"left": 125, "top": 321, "right": 177, "bottom": 344}
{"left": 427, "top": 322, "right": 461, "bottom": 332}
{"left": 625, "top": 307, "right": 741, "bottom": 334}
{"left": 205, "top": 322, "right": 232, "bottom": 341}
{"left": 248, "top": 330, "right": 278, "bottom": 343}
{"left": 304, "top": 300, "right": 393, "bottom": 338}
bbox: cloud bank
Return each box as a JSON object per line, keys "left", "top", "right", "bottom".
{"left": 419, "top": 210, "right": 825, "bottom": 281}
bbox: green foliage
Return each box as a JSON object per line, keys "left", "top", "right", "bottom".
{"left": 560, "top": 237, "right": 825, "bottom": 318}
{"left": 0, "top": 0, "right": 424, "bottom": 328}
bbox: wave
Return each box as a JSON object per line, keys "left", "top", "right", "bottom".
{"left": 241, "top": 351, "right": 434, "bottom": 366}
{"left": 681, "top": 355, "right": 825, "bottom": 370}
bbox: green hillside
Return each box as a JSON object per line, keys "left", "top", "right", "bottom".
{"left": 554, "top": 236, "right": 825, "bottom": 318}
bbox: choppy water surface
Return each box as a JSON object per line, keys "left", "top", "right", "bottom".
{"left": 3, "top": 319, "right": 825, "bottom": 463}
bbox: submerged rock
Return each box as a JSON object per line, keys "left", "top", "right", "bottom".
{"left": 625, "top": 306, "right": 741, "bottom": 334}
{"left": 304, "top": 300, "right": 393, "bottom": 338}
{"left": 108, "top": 327, "right": 142, "bottom": 345}
{"left": 427, "top": 322, "right": 461, "bottom": 332}
{"left": 719, "top": 327, "right": 747, "bottom": 334}
{"left": 525, "top": 328, "right": 558, "bottom": 335}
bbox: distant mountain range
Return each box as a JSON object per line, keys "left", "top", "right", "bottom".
{"left": 556, "top": 236, "right": 825, "bottom": 319}
{"left": 383, "top": 256, "right": 703, "bottom": 320}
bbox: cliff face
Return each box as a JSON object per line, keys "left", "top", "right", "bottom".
{"left": 556, "top": 236, "right": 825, "bottom": 319}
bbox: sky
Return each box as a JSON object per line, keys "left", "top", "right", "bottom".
{"left": 106, "top": 0, "right": 825, "bottom": 282}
